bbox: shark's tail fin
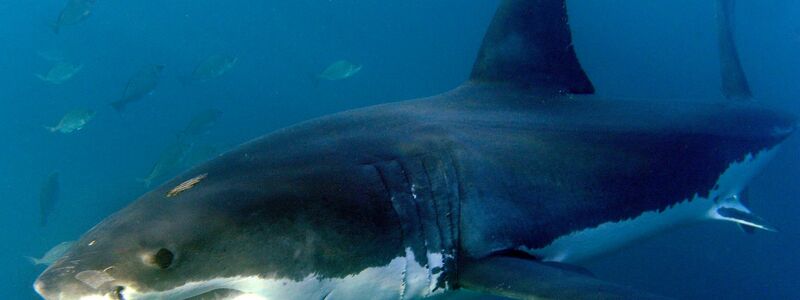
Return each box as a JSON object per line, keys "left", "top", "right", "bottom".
{"left": 716, "top": 0, "right": 753, "bottom": 100}
{"left": 43, "top": 125, "right": 57, "bottom": 133}
{"left": 469, "top": 0, "right": 594, "bottom": 94}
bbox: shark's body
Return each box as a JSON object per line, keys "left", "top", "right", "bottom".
{"left": 35, "top": 1, "right": 795, "bottom": 299}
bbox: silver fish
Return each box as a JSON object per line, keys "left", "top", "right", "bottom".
{"left": 317, "top": 60, "right": 362, "bottom": 81}
{"left": 111, "top": 64, "right": 165, "bottom": 112}
{"left": 51, "top": 0, "right": 96, "bottom": 34}
{"left": 27, "top": 241, "right": 76, "bottom": 266}
{"left": 36, "top": 62, "right": 83, "bottom": 84}
{"left": 45, "top": 108, "right": 95, "bottom": 134}
{"left": 179, "top": 109, "right": 222, "bottom": 138}
{"left": 191, "top": 55, "right": 238, "bottom": 82}
{"left": 181, "top": 143, "right": 220, "bottom": 168}
{"left": 138, "top": 138, "right": 191, "bottom": 188}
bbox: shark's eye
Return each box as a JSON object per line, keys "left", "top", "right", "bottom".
{"left": 152, "top": 248, "right": 174, "bottom": 269}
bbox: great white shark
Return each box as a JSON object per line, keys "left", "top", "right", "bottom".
{"left": 35, "top": 0, "right": 796, "bottom": 299}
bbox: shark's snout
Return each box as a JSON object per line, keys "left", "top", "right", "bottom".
{"left": 33, "top": 280, "right": 46, "bottom": 298}
{"left": 35, "top": 265, "right": 125, "bottom": 300}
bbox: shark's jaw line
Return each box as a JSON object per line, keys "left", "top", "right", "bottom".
{"left": 101, "top": 248, "right": 447, "bottom": 300}
{"left": 525, "top": 147, "right": 780, "bottom": 264}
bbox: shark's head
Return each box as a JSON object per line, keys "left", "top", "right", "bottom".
{"left": 32, "top": 180, "right": 242, "bottom": 300}
{"left": 34, "top": 146, "right": 406, "bottom": 300}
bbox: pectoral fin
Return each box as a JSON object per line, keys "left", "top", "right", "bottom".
{"left": 739, "top": 224, "right": 756, "bottom": 234}
{"left": 460, "top": 256, "right": 670, "bottom": 300}
{"left": 714, "top": 207, "right": 776, "bottom": 232}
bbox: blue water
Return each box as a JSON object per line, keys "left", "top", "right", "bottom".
{"left": 1, "top": 1, "right": 798, "bottom": 299}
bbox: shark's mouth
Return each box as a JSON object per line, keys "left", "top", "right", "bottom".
{"left": 114, "top": 280, "right": 260, "bottom": 300}
{"left": 109, "top": 248, "right": 446, "bottom": 300}
{"left": 69, "top": 288, "right": 251, "bottom": 300}
{"left": 181, "top": 288, "right": 246, "bottom": 300}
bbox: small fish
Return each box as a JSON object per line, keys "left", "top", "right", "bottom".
{"left": 26, "top": 241, "right": 75, "bottom": 266}
{"left": 39, "top": 172, "right": 59, "bottom": 226}
{"left": 182, "top": 144, "right": 221, "bottom": 168}
{"left": 36, "top": 62, "right": 83, "bottom": 84}
{"left": 179, "top": 109, "right": 222, "bottom": 138}
{"left": 51, "top": 0, "right": 96, "bottom": 34}
{"left": 138, "top": 138, "right": 192, "bottom": 188}
{"left": 317, "top": 60, "right": 362, "bottom": 81}
{"left": 111, "top": 64, "right": 165, "bottom": 112}
{"left": 167, "top": 173, "right": 208, "bottom": 198}
{"left": 45, "top": 108, "right": 95, "bottom": 133}
{"left": 190, "top": 55, "right": 238, "bottom": 82}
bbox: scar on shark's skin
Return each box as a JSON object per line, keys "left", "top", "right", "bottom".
{"left": 167, "top": 173, "right": 208, "bottom": 198}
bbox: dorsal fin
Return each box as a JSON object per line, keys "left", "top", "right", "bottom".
{"left": 717, "top": 0, "right": 753, "bottom": 100}
{"left": 469, "top": 0, "right": 594, "bottom": 94}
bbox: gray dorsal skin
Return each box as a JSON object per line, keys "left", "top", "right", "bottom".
{"left": 34, "top": 1, "right": 796, "bottom": 300}
{"left": 717, "top": 0, "right": 753, "bottom": 100}
{"left": 470, "top": 0, "right": 594, "bottom": 93}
